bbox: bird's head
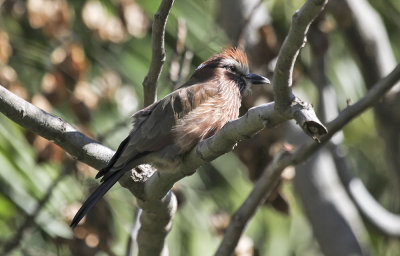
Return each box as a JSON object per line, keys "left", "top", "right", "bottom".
{"left": 191, "top": 48, "right": 270, "bottom": 95}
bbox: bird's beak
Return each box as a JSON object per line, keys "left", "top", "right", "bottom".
{"left": 245, "top": 73, "right": 270, "bottom": 85}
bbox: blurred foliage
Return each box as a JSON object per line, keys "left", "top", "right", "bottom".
{"left": 0, "top": 0, "right": 399, "bottom": 255}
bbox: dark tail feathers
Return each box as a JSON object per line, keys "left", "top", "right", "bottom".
{"left": 70, "top": 170, "right": 125, "bottom": 228}
{"left": 96, "top": 135, "right": 131, "bottom": 180}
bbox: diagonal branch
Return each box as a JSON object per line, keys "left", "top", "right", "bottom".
{"left": 142, "top": 0, "right": 175, "bottom": 107}
{"left": 0, "top": 86, "right": 114, "bottom": 170}
{"left": 273, "top": 0, "right": 328, "bottom": 112}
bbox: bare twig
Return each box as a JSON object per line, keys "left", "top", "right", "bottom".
{"left": 323, "top": 64, "right": 400, "bottom": 137}
{"left": 142, "top": 0, "right": 175, "bottom": 107}
{"left": 273, "top": 0, "right": 328, "bottom": 112}
{"left": 291, "top": 64, "right": 400, "bottom": 166}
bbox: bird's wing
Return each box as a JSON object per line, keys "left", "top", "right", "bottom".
{"left": 107, "top": 81, "right": 219, "bottom": 171}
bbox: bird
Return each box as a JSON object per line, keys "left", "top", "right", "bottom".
{"left": 70, "top": 48, "right": 270, "bottom": 227}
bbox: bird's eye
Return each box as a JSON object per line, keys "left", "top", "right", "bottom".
{"left": 228, "top": 65, "right": 237, "bottom": 73}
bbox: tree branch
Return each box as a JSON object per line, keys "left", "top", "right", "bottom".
{"left": 215, "top": 63, "right": 400, "bottom": 256}
{"left": 273, "top": 0, "right": 328, "bottom": 112}
{"left": 136, "top": 192, "right": 177, "bottom": 256}
{"left": 0, "top": 85, "right": 114, "bottom": 170}
{"left": 324, "top": 64, "right": 400, "bottom": 137}
{"left": 142, "top": 0, "right": 175, "bottom": 107}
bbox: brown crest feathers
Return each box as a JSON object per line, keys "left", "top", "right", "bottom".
{"left": 220, "top": 47, "right": 248, "bottom": 67}
{"left": 195, "top": 47, "right": 249, "bottom": 71}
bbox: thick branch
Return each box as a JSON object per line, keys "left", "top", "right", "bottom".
{"left": 136, "top": 192, "right": 177, "bottom": 256}
{"left": 0, "top": 85, "right": 114, "bottom": 170}
{"left": 142, "top": 0, "right": 175, "bottom": 107}
{"left": 273, "top": 0, "right": 327, "bottom": 112}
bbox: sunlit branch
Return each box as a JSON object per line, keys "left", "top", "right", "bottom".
{"left": 142, "top": 0, "right": 175, "bottom": 107}
{"left": 273, "top": 0, "right": 328, "bottom": 112}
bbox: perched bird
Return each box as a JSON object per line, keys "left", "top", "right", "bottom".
{"left": 70, "top": 48, "right": 270, "bottom": 227}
